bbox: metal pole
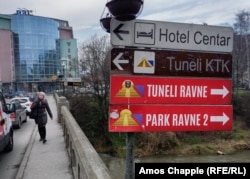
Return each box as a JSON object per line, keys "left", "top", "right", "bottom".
{"left": 125, "top": 132, "right": 135, "bottom": 179}
{"left": 63, "top": 68, "right": 65, "bottom": 95}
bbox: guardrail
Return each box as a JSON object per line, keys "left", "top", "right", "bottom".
{"left": 54, "top": 93, "right": 112, "bottom": 179}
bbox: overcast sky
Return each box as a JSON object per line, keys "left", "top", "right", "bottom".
{"left": 1, "top": 0, "right": 250, "bottom": 44}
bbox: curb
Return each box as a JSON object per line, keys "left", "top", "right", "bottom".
{"left": 15, "top": 124, "right": 37, "bottom": 179}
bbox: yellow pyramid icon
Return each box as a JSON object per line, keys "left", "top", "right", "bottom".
{"left": 115, "top": 80, "right": 141, "bottom": 98}
{"left": 137, "top": 58, "right": 151, "bottom": 67}
{"left": 113, "top": 109, "right": 139, "bottom": 126}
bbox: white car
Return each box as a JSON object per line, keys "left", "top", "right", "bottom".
{"left": 10, "top": 97, "right": 32, "bottom": 115}
{"left": 0, "top": 91, "right": 14, "bottom": 152}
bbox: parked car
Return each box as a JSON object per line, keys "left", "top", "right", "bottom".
{"left": 3, "top": 92, "right": 15, "bottom": 99}
{"left": 13, "top": 91, "right": 27, "bottom": 97}
{"left": 0, "top": 91, "right": 14, "bottom": 153}
{"left": 10, "top": 97, "right": 32, "bottom": 116}
{"left": 7, "top": 101, "right": 27, "bottom": 129}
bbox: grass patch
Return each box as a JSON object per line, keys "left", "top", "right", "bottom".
{"left": 110, "top": 133, "right": 127, "bottom": 157}
{"left": 233, "top": 89, "right": 250, "bottom": 96}
{"left": 180, "top": 134, "right": 206, "bottom": 145}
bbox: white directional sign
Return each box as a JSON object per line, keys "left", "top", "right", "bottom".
{"left": 111, "top": 18, "right": 234, "bottom": 52}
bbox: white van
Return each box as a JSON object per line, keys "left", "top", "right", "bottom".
{"left": 0, "top": 91, "right": 14, "bottom": 153}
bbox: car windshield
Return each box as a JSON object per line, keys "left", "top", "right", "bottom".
{"left": 11, "top": 98, "right": 28, "bottom": 104}
{"left": 19, "top": 99, "right": 28, "bottom": 103}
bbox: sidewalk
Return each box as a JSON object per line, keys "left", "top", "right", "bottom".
{"left": 15, "top": 94, "right": 73, "bottom": 179}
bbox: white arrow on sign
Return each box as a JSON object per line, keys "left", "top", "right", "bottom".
{"left": 210, "top": 112, "right": 229, "bottom": 125}
{"left": 113, "top": 52, "right": 129, "bottom": 70}
{"left": 210, "top": 86, "right": 229, "bottom": 98}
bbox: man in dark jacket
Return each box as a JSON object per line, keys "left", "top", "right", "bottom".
{"left": 31, "top": 91, "right": 53, "bottom": 143}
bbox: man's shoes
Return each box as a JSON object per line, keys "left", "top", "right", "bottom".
{"left": 39, "top": 138, "right": 43, "bottom": 142}
{"left": 43, "top": 139, "right": 47, "bottom": 144}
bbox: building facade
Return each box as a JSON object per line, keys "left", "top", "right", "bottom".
{"left": 0, "top": 10, "right": 79, "bottom": 94}
{"left": 0, "top": 15, "right": 14, "bottom": 93}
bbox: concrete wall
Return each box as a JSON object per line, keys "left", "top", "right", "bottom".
{"left": 54, "top": 93, "right": 112, "bottom": 179}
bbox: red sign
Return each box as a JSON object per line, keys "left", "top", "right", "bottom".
{"left": 109, "top": 104, "right": 232, "bottom": 132}
{"left": 110, "top": 75, "right": 232, "bottom": 105}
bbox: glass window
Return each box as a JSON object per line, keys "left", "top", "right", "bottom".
{"left": 11, "top": 15, "right": 60, "bottom": 83}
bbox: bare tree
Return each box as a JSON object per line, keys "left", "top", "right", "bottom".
{"left": 233, "top": 10, "right": 250, "bottom": 89}
{"left": 79, "top": 34, "right": 112, "bottom": 144}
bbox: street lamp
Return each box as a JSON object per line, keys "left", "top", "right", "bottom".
{"left": 106, "top": 0, "right": 144, "bottom": 21}
{"left": 57, "top": 70, "right": 60, "bottom": 92}
{"left": 100, "top": 5, "right": 112, "bottom": 33}
{"left": 61, "top": 59, "right": 68, "bottom": 78}
{"left": 61, "top": 61, "right": 66, "bottom": 95}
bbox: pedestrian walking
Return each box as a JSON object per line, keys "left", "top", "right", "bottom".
{"left": 30, "top": 91, "right": 53, "bottom": 143}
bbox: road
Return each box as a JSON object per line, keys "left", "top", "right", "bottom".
{"left": 0, "top": 117, "right": 36, "bottom": 179}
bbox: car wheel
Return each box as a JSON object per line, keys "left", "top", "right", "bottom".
{"left": 24, "top": 114, "right": 27, "bottom": 123}
{"left": 16, "top": 119, "right": 21, "bottom": 129}
{"left": 4, "top": 129, "right": 14, "bottom": 152}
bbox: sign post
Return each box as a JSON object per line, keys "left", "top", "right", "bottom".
{"left": 109, "top": 18, "right": 233, "bottom": 179}
{"left": 109, "top": 19, "right": 233, "bottom": 132}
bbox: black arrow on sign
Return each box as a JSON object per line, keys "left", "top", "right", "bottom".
{"left": 113, "top": 24, "right": 129, "bottom": 40}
